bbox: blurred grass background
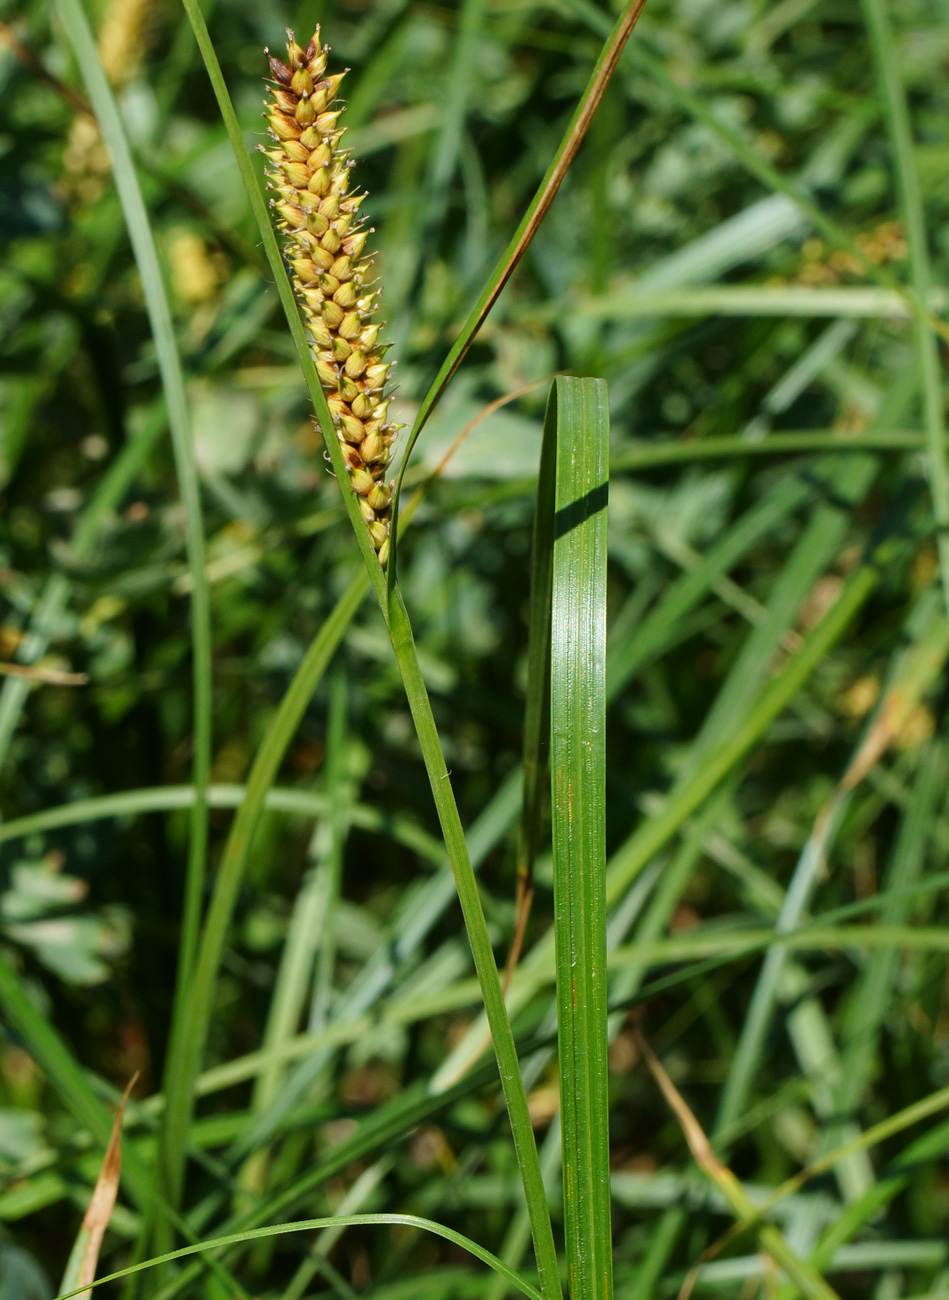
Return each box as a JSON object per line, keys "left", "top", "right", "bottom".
{"left": 2, "top": 0, "right": 949, "bottom": 1295}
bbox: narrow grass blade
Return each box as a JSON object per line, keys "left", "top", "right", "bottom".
{"left": 505, "top": 391, "right": 558, "bottom": 988}
{"left": 53, "top": 0, "right": 212, "bottom": 1016}
{"left": 702, "top": 1081, "right": 949, "bottom": 1297}
{"left": 310, "top": 667, "right": 350, "bottom": 1034}
{"left": 604, "top": 554, "right": 880, "bottom": 908}
{"left": 387, "top": 585, "right": 563, "bottom": 1300}
{"left": 608, "top": 924, "right": 949, "bottom": 966}
{"left": 54, "top": 1215, "right": 545, "bottom": 1300}
{"left": 680, "top": 455, "right": 879, "bottom": 780}
{"left": 609, "top": 429, "right": 925, "bottom": 473}
{"left": 862, "top": 0, "right": 949, "bottom": 613}
{"left": 606, "top": 472, "right": 813, "bottom": 699}
{"left": 785, "top": 1108, "right": 949, "bottom": 1297}
{"left": 716, "top": 594, "right": 949, "bottom": 1134}
{"left": 549, "top": 377, "right": 611, "bottom": 1300}
{"left": 572, "top": 284, "right": 944, "bottom": 321}
{"left": 834, "top": 740, "right": 944, "bottom": 1121}
{"left": 440, "top": 507, "right": 885, "bottom": 1083}
{"left": 249, "top": 669, "right": 350, "bottom": 1115}
{"left": 0, "top": 780, "right": 441, "bottom": 863}
{"left": 237, "top": 669, "right": 352, "bottom": 1205}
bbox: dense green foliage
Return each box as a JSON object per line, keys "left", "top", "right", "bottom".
{"left": 2, "top": 0, "right": 949, "bottom": 1295}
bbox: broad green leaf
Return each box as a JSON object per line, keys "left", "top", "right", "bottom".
{"left": 548, "top": 377, "right": 612, "bottom": 1300}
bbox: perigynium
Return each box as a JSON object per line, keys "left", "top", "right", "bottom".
{"left": 263, "top": 27, "right": 398, "bottom": 565}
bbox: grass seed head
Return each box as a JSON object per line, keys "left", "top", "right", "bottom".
{"left": 264, "top": 27, "right": 398, "bottom": 565}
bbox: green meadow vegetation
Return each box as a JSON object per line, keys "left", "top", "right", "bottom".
{"left": 2, "top": 0, "right": 949, "bottom": 1296}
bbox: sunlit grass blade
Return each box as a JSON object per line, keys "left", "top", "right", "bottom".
{"left": 696, "top": 1077, "right": 949, "bottom": 1297}
{"left": 606, "top": 472, "right": 812, "bottom": 699}
{"left": 609, "top": 428, "right": 925, "bottom": 473}
{"left": 54, "top": 1214, "right": 545, "bottom": 1300}
{"left": 237, "top": 668, "right": 352, "bottom": 1217}
{"left": 616, "top": 36, "right": 949, "bottom": 346}
{"left": 833, "top": 740, "right": 944, "bottom": 1124}
{"left": 549, "top": 377, "right": 611, "bottom": 1300}
{"left": 567, "top": 284, "right": 945, "bottom": 321}
{"left": 715, "top": 593, "right": 949, "bottom": 1134}
{"left": 782, "top": 1110, "right": 949, "bottom": 1299}
{"left": 0, "top": 779, "right": 444, "bottom": 861}
{"left": 386, "top": 584, "right": 563, "bottom": 1300}
{"left": 680, "top": 455, "right": 879, "bottom": 781}
{"left": 603, "top": 554, "right": 881, "bottom": 908}
{"left": 636, "top": 1032, "right": 841, "bottom": 1300}
{"left": 437, "top": 519, "right": 885, "bottom": 1084}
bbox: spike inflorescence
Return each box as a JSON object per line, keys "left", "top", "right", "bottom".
{"left": 264, "top": 28, "right": 397, "bottom": 564}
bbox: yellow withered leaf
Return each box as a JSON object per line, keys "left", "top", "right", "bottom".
{"left": 59, "top": 1074, "right": 138, "bottom": 1300}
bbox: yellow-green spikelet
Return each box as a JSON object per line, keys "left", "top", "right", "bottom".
{"left": 264, "top": 28, "right": 396, "bottom": 564}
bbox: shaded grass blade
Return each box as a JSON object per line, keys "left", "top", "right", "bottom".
{"left": 0, "top": 950, "right": 252, "bottom": 1299}
{"left": 549, "top": 378, "right": 611, "bottom": 1300}
{"left": 862, "top": 0, "right": 949, "bottom": 613}
{"left": 505, "top": 388, "right": 558, "bottom": 988}
{"left": 0, "top": 403, "right": 165, "bottom": 770}
{"left": 50, "top": 0, "right": 214, "bottom": 1260}
{"left": 52, "top": 0, "right": 212, "bottom": 1019}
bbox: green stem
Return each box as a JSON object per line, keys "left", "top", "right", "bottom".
{"left": 388, "top": 585, "right": 564, "bottom": 1300}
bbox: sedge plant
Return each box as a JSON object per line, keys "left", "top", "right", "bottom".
{"left": 3, "top": 2, "right": 949, "bottom": 1299}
